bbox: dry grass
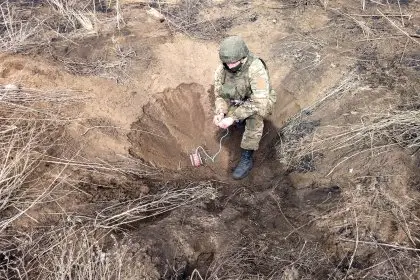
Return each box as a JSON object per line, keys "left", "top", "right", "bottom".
{"left": 278, "top": 71, "right": 360, "bottom": 171}
{"left": 42, "top": 153, "right": 158, "bottom": 178}
{"left": 0, "top": 225, "right": 150, "bottom": 280}
{"left": 0, "top": 83, "right": 160, "bottom": 278}
{"left": 94, "top": 182, "right": 217, "bottom": 228}
{"left": 274, "top": 33, "right": 327, "bottom": 71}
{"left": 277, "top": 61, "right": 419, "bottom": 173}
{"left": 279, "top": 107, "right": 419, "bottom": 174}
{"left": 0, "top": 124, "right": 54, "bottom": 232}
{"left": 0, "top": 82, "right": 214, "bottom": 278}
{"left": 0, "top": 0, "right": 125, "bottom": 53}
{"left": 156, "top": 0, "right": 233, "bottom": 39}
{"left": 46, "top": 0, "right": 97, "bottom": 32}
{"left": 0, "top": 2, "right": 42, "bottom": 52}
{"left": 276, "top": 51, "right": 420, "bottom": 278}
{"left": 0, "top": 85, "right": 86, "bottom": 103}
{"left": 58, "top": 43, "right": 137, "bottom": 81}
{"left": 0, "top": 179, "right": 218, "bottom": 278}
{"left": 205, "top": 237, "right": 331, "bottom": 280}
{"left": 0, "top": 85, "right": 86, "bottom": 232}
{"left": 36, "top": 227, "right": 129, "bottom": 280}
{"left": 314, "top": 174, "right": 420, "bottom": 279}
{"left": 0, "top": 1, "right": 418, "bottom": 279}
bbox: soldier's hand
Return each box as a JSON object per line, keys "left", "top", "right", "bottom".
{"left": 213, "top": 113, "right": 224, "bottom": 126}
{"left": 218, "top": 117, "right": 234, "bottom": 129}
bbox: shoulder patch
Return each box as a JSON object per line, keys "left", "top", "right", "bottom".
{"left": 256, "top": 77, "right": 267, "bottom": 90}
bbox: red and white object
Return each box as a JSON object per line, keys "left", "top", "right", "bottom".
{"left": 189, "top": 151, "right": 203, "bottom": 167}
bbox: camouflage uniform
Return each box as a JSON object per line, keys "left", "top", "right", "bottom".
{"left": 214, "top": 54, "right": 276, "bottom": 150}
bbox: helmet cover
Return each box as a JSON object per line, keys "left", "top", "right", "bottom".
{"left": 219, "top": 36, "right": 249, "bottom": 63}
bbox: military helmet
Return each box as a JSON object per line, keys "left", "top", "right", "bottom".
{"left": 219, "top": 36, "right": 249, "bottom": 63}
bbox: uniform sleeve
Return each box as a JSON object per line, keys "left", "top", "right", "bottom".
{"left": 213, "top": 65, "right": 229, "bottom": 115}
{"left": 231, "top": 59, "right": 271, "bottom": 120}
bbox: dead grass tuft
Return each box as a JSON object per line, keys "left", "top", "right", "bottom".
{"left": 58, "top": 44, "right": 137, "bottom": 81}
{"left": 0, "top": 225, "right": 148, "bottom": 280}
{"left": 206, "top": 236, "right": 331, "bottom": 279}
{"left": 278, "top": 71, "right": 361, "bottom": 171}
{"left": 277, "top": 59, "right": 420, "bottom": 277}
{"left": 156, "top": 0, "right": 232, "bottom": 39}
{"left": 0, "top": 0, "right": 125, "bottom": 53}
{"left": 0, "top": 2, "right": 42, "bottom": 52}
{"left": 93, "top": 182, "right": 217, "bottom": 228}
{"left": 0, "top": 85, "right": 85, "bottom": 232}
{"left": 279, "top": 107, "right": 419, "bottom": 175}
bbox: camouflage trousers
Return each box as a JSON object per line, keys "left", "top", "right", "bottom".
{"left": 240, "top": 114, "right": 264, "bottom": 150}
{"left": 226, "top": 104, "right": 265, "bottom": 150}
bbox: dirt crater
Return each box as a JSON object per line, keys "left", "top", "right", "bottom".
{"left": 127, "top": 82, "right": 285, "bottom": 184}
{"left": 128, "top": 83, "right": 217, "bottom": 170}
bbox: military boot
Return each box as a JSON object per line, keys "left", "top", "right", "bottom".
{"left": 232, "top": 149, "right": 254, "bottom": 180}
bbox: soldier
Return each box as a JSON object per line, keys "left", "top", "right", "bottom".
{"left": 213, "top": 35, "right": 277, "bottom": 180}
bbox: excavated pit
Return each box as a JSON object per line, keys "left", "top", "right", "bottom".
{"left": 128, "top": 83, "right": 282, "bottom": 182}
{"left": 128, "top": 83, "right": 215, "bottom": 169}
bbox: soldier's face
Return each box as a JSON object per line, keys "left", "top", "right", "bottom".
{"left": 226, "top": 60, "right": 241, "bottom": 69}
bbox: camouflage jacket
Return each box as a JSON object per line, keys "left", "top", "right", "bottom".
{"left": 213, "top": 53, "right": 276, "bottom": 120}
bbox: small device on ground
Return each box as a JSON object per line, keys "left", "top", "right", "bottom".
{"left": 190, "top": 128, "right": 229, "bottom": 167}
{"left": 189, "top": 151, "right": 203, "bottom": 167}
